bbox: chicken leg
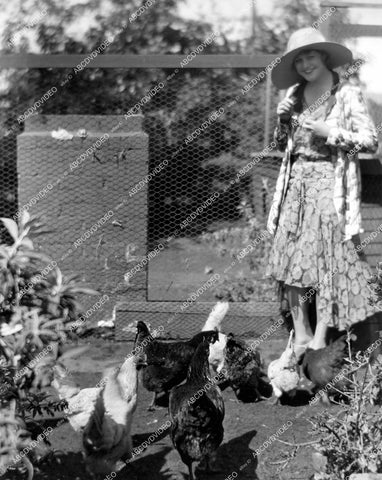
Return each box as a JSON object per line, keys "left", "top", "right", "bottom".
{"left": 21, "top": 456, "right": 34, "bottom": 480}
{"left": 187, "top": 461, "right": 196, "bottom": 480}
{"left": 148, "top": 392, "right": 158, "bottom": 411}
{"left": 254, "top": 388, "right": 268, "bottom": 402}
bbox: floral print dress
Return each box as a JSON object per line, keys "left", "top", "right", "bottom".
{"left": 265, "top": 93, "right": 376, "bottom": 330}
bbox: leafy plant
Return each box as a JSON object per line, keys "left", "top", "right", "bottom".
{"left": 0, "top": 399, "right": 33, "bottom": 478}
{"left": 0, "top": 212, "right": 97, "bottom": 476}
{"left": 368, "top": 261, "right": 382, "bottom": 308}
{"left": 311, "top": 348, "right": 382, "bottom": 479}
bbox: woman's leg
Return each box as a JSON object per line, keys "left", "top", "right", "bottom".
{"left": 309, "top": 292, "right": 328, "bottom": 349}
{"left": 284, "top": 284, "right": 313, "bottom": 344}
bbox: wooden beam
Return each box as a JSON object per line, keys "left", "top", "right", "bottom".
{"left": 319, "top": 5, "right": 331, "bottom": 38}
{"left": 0, "top": 54, "right": 279, "bottom": 69}
{"left": 339, "top": 24, "right": 382, "bottom": 37}
{"left": 321, "top": 1, "right": 382, "bottom": 7}
{"left": 249, "top": 151, "right": 380, "bottom": 160}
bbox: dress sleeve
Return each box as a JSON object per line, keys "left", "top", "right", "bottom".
{"left": 325, "top": 85, "right": 378, "bottom": 154}
{"left": 274, "top": 118, "right": 290, "bottom": 152}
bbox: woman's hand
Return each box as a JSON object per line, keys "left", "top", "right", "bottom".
{"left": 277, "top": 97, "right": 295, "bottom": 122}
{"left": 302, "top": 118, "right": 331, "bottom": 138}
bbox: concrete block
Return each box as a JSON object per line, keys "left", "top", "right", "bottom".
{"left": 17, "top": 115, "right": 148, "bottom": 323}
{"left": 23, "top": 114, "right": 144, "bottom": 133}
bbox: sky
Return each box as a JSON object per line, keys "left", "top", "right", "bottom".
{"left": 349, "top": 7, "right": 382, "bottom": 97}
{"left": 179, "top": 0, "right": 273, "bottom": 42}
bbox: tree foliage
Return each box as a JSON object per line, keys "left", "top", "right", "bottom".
{"left": 0, "top": 0, "right": 341, "bottom": 241}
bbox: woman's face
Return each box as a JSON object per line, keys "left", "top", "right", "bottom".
{"left": 293, "top": 50, "right": 328, "bottom": 83}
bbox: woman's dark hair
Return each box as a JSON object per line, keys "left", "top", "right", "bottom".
{"left": 319, "top": 50, "right": 331, "bottom": 69}
{"left": 292, "top": 49, "right": 331, "bottom": 71}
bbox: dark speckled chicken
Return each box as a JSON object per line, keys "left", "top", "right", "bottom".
{"left": 220, "top": 333, "right": 270, "bottom": 402}
{"left": 135, "top": 321, "right": 219, "bottom": 410}
{"left": 169, "top": 339, "right": 224, "bottom": 480}
{"left": 302, "top": 333, "right": 349, "bottom": 403}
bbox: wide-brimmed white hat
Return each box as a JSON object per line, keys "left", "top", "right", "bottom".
{"left": 271, "top": 27, "right": 353, "bottom": 89}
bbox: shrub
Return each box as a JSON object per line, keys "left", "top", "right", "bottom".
{"left": 312, "top": 345, "right": 382, "bottom": 479}
{"left": 0, "top": 212, "right": 97, "bottom": 476}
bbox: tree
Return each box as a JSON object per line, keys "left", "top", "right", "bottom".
{"left": 0, "top": 0, "right": 272, "bottom": 239}
{"left": 0, "top": 0, "right": 345, "bottom": 243}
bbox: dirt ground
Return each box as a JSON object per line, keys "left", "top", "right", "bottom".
{"left": 4, "top": 336, "right": 335, "bottom": 480}
{"left": 148, "top": 236, "right": 257, "bottom": 301}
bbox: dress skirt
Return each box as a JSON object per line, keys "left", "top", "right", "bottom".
{"left": 265, "top": 156, "right": 375, "bottom": 330}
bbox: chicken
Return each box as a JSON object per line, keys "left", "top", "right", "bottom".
{"left": 302, "top": 333, "right": 349, "bottom": 404}
{"left": 221, "top": 333, "right": 270, "bottom": 402}
{"left": 51, "top": 363, "right": 101, "bottom": 432}
{"left": 135, "top": 321, "right": 219, "bottom": 410}
{"left": 201, "top": 301, "right": 229, "bottom": 374}
{"left": 169, "top": 339, "right": 224, "bottom": 480}
{"left": 267, "top": 329, "right": 300, "bottom": 405}
{"left": 82, "top": 352, "right": 145, "bottom": 478}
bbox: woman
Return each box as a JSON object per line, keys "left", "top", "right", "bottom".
{"left": 265, "top": 27, "right": 379, "bottom": 357}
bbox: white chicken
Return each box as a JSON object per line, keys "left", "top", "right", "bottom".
{"left": 201, "top": 301, "right": 229, "bottom": 374}
{"left": 82, "top": 353, "right": 143, "bottom": 478}
{"left": 267, "top": 329, "right": 300, "bottom": 405}
{"left": 52, "top": 363, "right": 101, "bottom": 433}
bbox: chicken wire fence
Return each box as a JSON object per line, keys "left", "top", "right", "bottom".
{"left": 323, "top": 2, "right": 382, "bottom": 268}
{"left": 324, "top": 2, "right": 382, "bottom": 128}
{"left": 0, "top": 60, "right": 381, "bottom": 338}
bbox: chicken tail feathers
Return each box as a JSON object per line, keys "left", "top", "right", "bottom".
{"left": 134, "top": 321, "right": 151, "bottom": 348}
{"left": 83, "top": 388, "right": 106, "bottom": 454}
{"left": 287, "top": 329, "right": 294, "bottom": 350}
{"left": 202, "top": 302, "right": 229, "bottom": 332}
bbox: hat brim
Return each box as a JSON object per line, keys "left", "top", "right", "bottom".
{"left": 271, "top": 42, "right": 353, "bottom": 89}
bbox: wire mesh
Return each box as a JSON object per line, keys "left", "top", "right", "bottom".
{"left": 323, "top": 5, "right": 382, "bottom": 268}
{"left": 0, "top": 59, "right": 381, "bottom": 339}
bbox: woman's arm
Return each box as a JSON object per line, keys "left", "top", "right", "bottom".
{"left": 274, "top": 85, "right": 298, "bottom": 151}
{"left": 274, "top": 118, "right": 290, "bottom": 152}
{"left": 325, "top": 84, "right": 378, "bottom": 154}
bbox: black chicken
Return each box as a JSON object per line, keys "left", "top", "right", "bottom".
{"left": 169, "top": 339, "right": 224, "bottom": 480}
{"left": 302, "top": 333, "right": 350, "bottom": 404}
{"left": 220, "top": 333, "right": 270, "bottom": 402}
{"left": 134, "top": 321, "right": 219, "bottom": 410}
